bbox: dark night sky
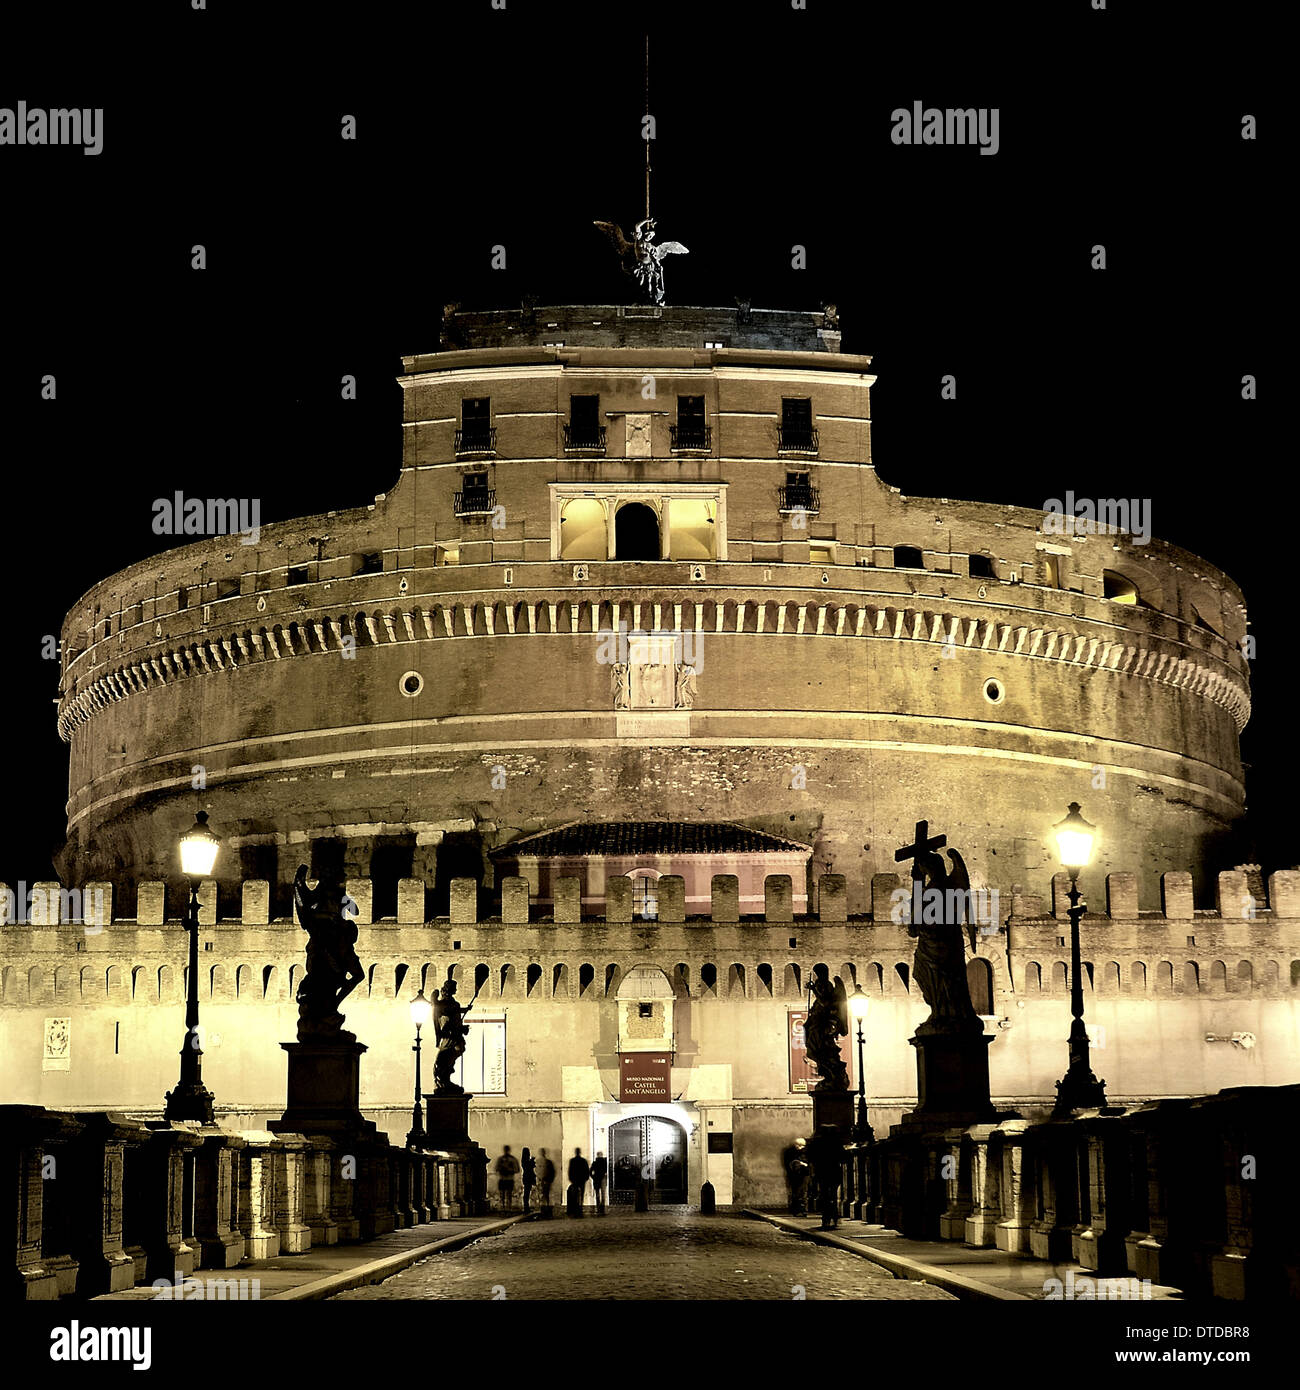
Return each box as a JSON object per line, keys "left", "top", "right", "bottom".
{"left": 0, "top": 1, "right": 1284, "bottom": 889}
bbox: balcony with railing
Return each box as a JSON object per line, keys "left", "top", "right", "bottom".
{"left": 453, "top": 488, "right": 496, "bottom": 517}
{"left": 778, "top": 425, "right": 820, "bottom": 456}
{"left": 669, "top": 423, "right": 712, "bottom": 453}
{"left": 563, "top": 423, "right": 607, "bottom": 454}
{"left": 454, "top": 426, "right": 497, "bottom": 458}
{"left": 778, "top": 484, "right": 821, "bottom": 515}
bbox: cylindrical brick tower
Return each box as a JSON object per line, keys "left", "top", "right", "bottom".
{"left": 56, "top": 305, "right": 1250, "bottom": 913}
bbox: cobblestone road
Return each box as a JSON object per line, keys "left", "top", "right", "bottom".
{"left": 331, "top": 1212, "right": 958, "bottom": 1301}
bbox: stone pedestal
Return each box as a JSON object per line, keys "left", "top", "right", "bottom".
{"left": 901, "top": 1031, "right": 998, "bottom": 1130}
{"left": 424, "top": 1093, "right": 474, "bottom": 1151}
{"left": 811, "top": 1089, "right": 854, "bottom": 1138}
{"left": 270, "top": 1041, "right": 376, "bottom": 1138}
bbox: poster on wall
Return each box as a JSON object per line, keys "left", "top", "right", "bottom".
{"left": 454, "top": 1015, "right": 506, "bottom": 1095}
{"left": 43, "top": 1016, "right": 70, "bottom": 1072}
{"left": 788, "top": 1009, "right": 852, "bottom": 1093}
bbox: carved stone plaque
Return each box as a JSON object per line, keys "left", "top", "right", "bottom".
{"left": 624, "top": 413, "right": 652, "bottom": 458}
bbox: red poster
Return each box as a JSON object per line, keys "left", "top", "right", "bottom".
{"left": 619, "top": 1052, "right": 672, "bottom": 1102}
{"left": 789, "top": 1010, "right": 852, "bottom": 1093}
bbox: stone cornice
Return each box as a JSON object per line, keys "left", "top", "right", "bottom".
{"left": 56, "top": 591, "right": 1252, "bottom": 741}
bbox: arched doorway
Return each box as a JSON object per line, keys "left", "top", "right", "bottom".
{"left": 615, "top": 502, "right": 660, "bottom": 560}
{"left": 608, "top": 1114, "right": 688, "bottom": 1205}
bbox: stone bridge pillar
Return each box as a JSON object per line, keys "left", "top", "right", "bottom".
{"left": 271, "top": 1134, "right": 312, "bottom": 1253}
{"left": 237, "top": 1132, "right": 282, "bottom": 1260}
{"left": 992, "top": 1121, "right": 1034, "bottom": 1254}
{"left": 195, "top": 1130, "right": 246, "bottom": 1269}
{"left": 963, "top": 1125, "right": 1001, "bottom": 1247}
{"left": 72, "top": 1113, "right": 148, "bottom": 1296}
{"left": 937, "top": 1128, "right": 974, "bottom": 1240}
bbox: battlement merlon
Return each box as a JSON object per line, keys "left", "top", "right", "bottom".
{"left": 4, "top": 869, "right": 1297, "bottom": 936}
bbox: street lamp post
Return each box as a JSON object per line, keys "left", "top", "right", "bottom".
{"left": 407, "top": 988, "right": 434, "bottom": 1149}
{"left": 847, "top": 986, "right": 874, "bottom": 1219}
{"left": 1052, "top": 802, "right": 1108, "bottom": 1116}
{"left": 847, "top": 987, "right": 873, "bottom": 1143}
{"left": 164, "top": 812, "right": 221, "bottom": 1124}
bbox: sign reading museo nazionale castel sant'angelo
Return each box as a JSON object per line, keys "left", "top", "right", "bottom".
{"left": 619, "top": 1053, "right": 672, "bottom": 1102}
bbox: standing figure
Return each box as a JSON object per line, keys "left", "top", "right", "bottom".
{"left": 520, "top": 1147, "right": 536, "bottom": 1214}
{"left": 804, "top": 964, "right": 850, "bottom": 1090}
{"left": 538, "top": 1149, "right": 556, "bottom": 1218}
{"left": 494, "top": 1145, "right": 520, "bottom": 1211}
{"left": 908, "top": 849, "right": 982, "bottom": 1036}
{"left": 567, "top": 1148, "right": 591, "bottom": 1218}
{"left": 784, "top": 1136, "right": 811, "bottom": 1217}
{"left": 611, "top": 663, "right": 631, "bottom": 710}
{"left": 593, "top": 217, "right": 689, "bottom": 305}
{"left": 432, "top": 975, "right": 473, "bottom": 1094}
{"left": 806, "top": 1124, "right": 846, "bottom": 1231}
{"left": 590, "top": 1152, "right": 608, "bottom": 1216}
{"left": 292, "top": 865, "right": 365, "bottom": 1041}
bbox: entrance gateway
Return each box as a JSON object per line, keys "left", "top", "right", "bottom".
{"left": 607, "top": 1114, "right": 688, "bottom": 1204}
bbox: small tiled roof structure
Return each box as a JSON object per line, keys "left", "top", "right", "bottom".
{"left": 490, "top": 821, "right": 812, "bottom": 859}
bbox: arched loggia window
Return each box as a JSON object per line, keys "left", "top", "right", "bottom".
{"left": 630, "top": 870, "right": 660, "bottom": 921}
{"left": 615, "top": 502, "right": 660, "bottom": 560}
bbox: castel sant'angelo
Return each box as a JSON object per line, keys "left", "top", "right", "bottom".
{"left": 56, "top": 301, "right": 1250, "bottom": 912}
{"left": 7, "top": 296, "right": 1295, "bottom": 1207}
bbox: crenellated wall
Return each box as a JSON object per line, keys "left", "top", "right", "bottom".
{"left": 4, "top": 869, "right": 1298, "bottom": 1143}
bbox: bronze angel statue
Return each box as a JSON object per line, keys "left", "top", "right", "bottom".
{"left": 907, "top": 847, "right": 983, "bottom": 1036}
{"left": 593, "top": 217, "right": 688, "bottom": 304}
{"left": 804, "top": 963, "right": 851, "bottom": 1090}
{"left": 292, "top": 865, "right": 365, "bottom": 1042}
{"left": 432, "top": 972, "right": 479, "bottom": 1096}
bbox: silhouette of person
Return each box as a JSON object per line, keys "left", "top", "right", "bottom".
{"left": 807, "top": 1124, "right": 846, "bottom": 1230}
{"left": 538, "top": 1149, "right": 556, "bottom": 1217}
{"left": 494, "top": 1145, "right": 520, "bottom": 1211}
{"left": 520, "top": 1147, "right": 536, "bottom": 1214}
{"left": 567, "top": 1148, "right": 591, "bottom": 1217}
{"left": 784, "top": 1136, "right": 810, "bottom": 1216}
{"left": 590, "top": 1152, "right": 608, "bottom": 1215}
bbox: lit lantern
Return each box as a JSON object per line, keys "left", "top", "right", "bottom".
{"left": 1053, "top": 802, "right": 1096, "bottom": 879}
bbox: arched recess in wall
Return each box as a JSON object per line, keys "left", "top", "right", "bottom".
{"left": 614, "top": 501, "right": 660, "bottom": 560}
{"left": 668, "top": 499, "right": 717, "bottom": 561}
{"left": 966, "top": 958, "right": 993, "bottom": 1015}
{"left": 617, "top": 965, "right": 673, "bottom": 1000}
{"left": 1102, "top": 560, "right": 1163, "bottom": 611}
{"left": 559, "top": 499, "right": 607, "bottom": 561}
{"left": 1102, "top": 570, "right": 1141, "bottom": 604}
